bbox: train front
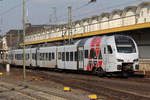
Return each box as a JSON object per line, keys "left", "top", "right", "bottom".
{"left": 115, "top": 35, "right": 139, "bottom": 74}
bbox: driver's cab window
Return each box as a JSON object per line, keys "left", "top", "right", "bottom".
{"left": 107, "top": 45, "right": 113, "bottom": 54}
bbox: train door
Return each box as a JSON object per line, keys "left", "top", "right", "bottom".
{"left": 35, "top": 48, "right": 38, "bottom": 67}
{"left": 102, "top": 46, "right": 107, "bottom": 71}
{"left": 36, "top": 48, "right": 40, "bottom": 67}
{"left": 78, "top": 47, "right": 84, "bottom": 70}
{"left": 107, "top": 45, "right": 115, "bottom": 71}
{"left": 57, "top": 46, "right": 65, "bottom": 69}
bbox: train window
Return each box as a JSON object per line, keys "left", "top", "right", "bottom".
{"left": 21, "top": 54, "right": 22, "bottom": 60}
{"left": 45, "top": 53, "right": 47, "bottom": 60}
{"left": 17, "top": 54, "right": 18, "bottom": 59}
{"left": 34, "top": 53, "right": 36, "bottom": 60}
{"left": 70, "top": 52, "right": 73, "bottom": 61}
{"left": 21, "top": 54, "right": 23, "bottom": 60}
{"left": 45, "top": 53, "right": 48, "bottom": 60}
{"left": 28, "top": 54, "right": 30, "bottom": 59}
{"left": 66, "top": 52, "right": 69, "bottom": 61}
{"left": 107, "top": 45, "right": 113, "bottom": 54}
{"left": 52, "top": 53, "right": 55, "bottom": 59}
{"left": 15, "top": 54, "right": 17, "bottom": 59}
{"left": 75, "top": 52, "right": 78, "bottom": 61}
{"left": 99, "top": 50, "right": 102, "bottom": 59}
{"left": 62, "top": 52, "right": 65, "bottom": 61}
{"left": 43, "top": 53, "right": 44, "bottom": 60}
{"left": 41, "top": 53, "right": 43, "bottom": 60}
{"left": 46, "top": 53, "right": 48, "bottom": 60}
{"left": 58, "top": 52, "right": 61, "bottom": 59}
{"left": 35, "top": 53, "right": 37, "bottom": 60}
{"left": 32, "top": 53, "right": 34, "bottom": 59}
{"left": 84, "top": 50, "right": 88, "bottom": 58}
{"left": 43, "top": 53, "right": 45, "bottom": 60}
{"left": 90, "top": 49, "right": 97, "bottom": 59}
{"left": 42, "top": 53, "right": 44, "bottom": 60}
{"left": 79, "top": 50, "right": 84, "bottom": 61}
{"left": 32, "top": 53, "right": 33, "bottom": 59}
{"left": 34, "top": 53, "right": 35, "bottom": 60}
{"left": 42, "top": 53, "right": 45, "bottom": 60}
{"left": 12, "top": 54, "right": 14, "bottom": 60}
{"left": 26, "top": 54, "right": 28, "bottom": 60}
{"left": 49, "top": 53, "right": 51, "bottom": 61}
{"left": 14, "top": 54, "right": 15, "bottom": 59}
{"left": 40, "top": 53, "right": 42, "bottom": 60}
{"left": 115, "top": 36, "right": 136, "bottom": 53}
{"left": 104, "top": 47, "right": 106, "bottom": 54}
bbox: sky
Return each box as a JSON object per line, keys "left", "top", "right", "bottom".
{"left": 0, "top": 0, "right": 149, "bottom": 35}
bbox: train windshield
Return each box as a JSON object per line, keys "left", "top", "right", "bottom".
{"left": 115, "top": 35, "right": 136, "bottom": 53}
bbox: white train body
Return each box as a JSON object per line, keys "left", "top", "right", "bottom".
{"left": 0, "top": 35, "right": 139, "bottom": 75}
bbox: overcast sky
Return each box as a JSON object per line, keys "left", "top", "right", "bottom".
{"left": 0, "top": 0, "right": 149, "bottom": 35}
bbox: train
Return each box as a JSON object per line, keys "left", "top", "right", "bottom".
{"left": 0, "top": 35, "right": 139, "bottom": 76}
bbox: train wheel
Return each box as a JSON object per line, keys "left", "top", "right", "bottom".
{"left": 97, "top": 68, "right": 105, "bottom": 77}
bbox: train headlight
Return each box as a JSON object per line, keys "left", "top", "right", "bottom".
{"left": 117, "top": 59, "right": 124, "bottom": 62}
{"left": 133, "top": 59, "right": 139, "bottom": 62}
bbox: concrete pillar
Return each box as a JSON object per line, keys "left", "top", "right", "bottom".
{"left": 6, "top": 64, "right": 10, "bottom": 72}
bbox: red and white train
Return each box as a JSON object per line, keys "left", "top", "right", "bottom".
{"left": 0, "top": 35, "right": 139, "bottom": 76}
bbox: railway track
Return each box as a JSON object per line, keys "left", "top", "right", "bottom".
{"left": 0, "top": 86, "right": 37, "bottom": 100}
{"left": 0, "top": 81, "right": 69, "bottom": 100}
{"left": 31, "top": 69, "right": 150, "bottom": 100}
{"left": 1, "top": 66, "right": 150, "bottom": 100}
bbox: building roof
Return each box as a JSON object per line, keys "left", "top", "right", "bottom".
{"left": 6, "top": 30, "right": 23, "bottom": 36}
{"left": 25, "top": 23, "right": 54, "bottom": 36}
{"left": 100, "top": 12, "right": 110, "bottom": 18}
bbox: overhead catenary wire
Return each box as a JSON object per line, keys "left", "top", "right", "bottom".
{"left": 0, "top": 0, "right": 29, "bottom": 16}
{"left": 48, "top": 0, "right": 90, "bottom": 25}
{"left": 0, "top": 0, "right": 30, "bottom": 34}
{"left": 0, "top": 0, "right": 145, "bottom": 28}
